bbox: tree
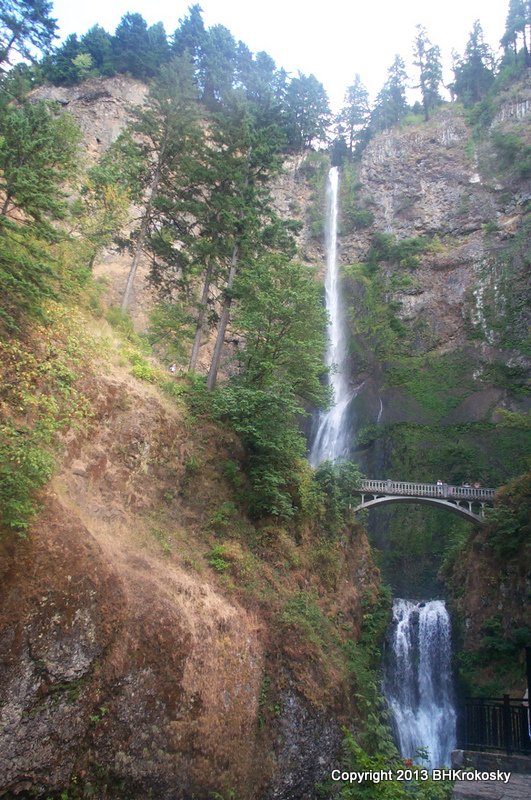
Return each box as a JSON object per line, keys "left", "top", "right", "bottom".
{"left": 233, "top": 254, "right": 328, "bottom": 405}
{"left": 115, "top": 57, "right": 202, "bottom": 311}
{"left": 171, "top": 3, "right": 206, "bottom": 66}
{"left": 147, "top": 22, "right": 170, "bottom": 75}
{"left": 80, "top": 25, "right": 114, "bottom": 76}
{"left": 41, "top": 33, "right": 81, "bottom": 85}
{"left": 412, "top": 26, "right": 443, "bottom": 121}
{"left": 0, "top": 0, "right": 57, "bottom": 70}
{"left": 452, "top": 21, "right": 495, "bottom": 105}
{"left": 211, "top": 254, "right": 328, "bottom": 519}
{"left": 199, "top": 24, "right": 237, "bottom": 108}
{"left": 0, "top": 101, "right": 81, "bottom": 329}
{"left": 284, "top": 73, "right": 331, "bottom": 150}
{"left": 0, "top": 101, "right": 80, "bottom": 226}
{"left": 337, "top": 74, "right": 370, "bottom": 154}
{"left": 204, "top": 100, "right": 291, "bottom": 389}
{"left": 501, "top": 0, "right": 530, "bottom": 65}
{"left": 370, "top": 56, "right": 409, "bottom": 131}
{"left": 112, "top": 12, "right": 153, "bottom": 79}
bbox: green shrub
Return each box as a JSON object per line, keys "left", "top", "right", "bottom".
{"left": 207, "top": 544, "right": 230, "bottom": 573}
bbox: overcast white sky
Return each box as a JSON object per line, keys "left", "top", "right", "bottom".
{"left": 50, "top": 0, "right": 507, "bottom": 110}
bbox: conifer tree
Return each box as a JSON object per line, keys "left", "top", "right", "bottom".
{"left": 452, "top": 21, "right": 495, "bottom": 105}
{"left": 116, "top": 57, "right": 202, "bottom": 311}
{"left": 171, "top": 3, "right": 206, "bottom": 66}
{"left": 501, "top": 0, "right": 530, "bottom": 65}
{"left": 371, "top": 56, "right": 409, "bottom": 131}
{"left": 413, "top": 25, "right": 443, "bottom": 121}
{"left": 0, "top": 101, "right": 81, "bottom": 328}
{"left": 80, "top": 25, "right": 114, "bottom": 76}
{"left": 337, "top": 74, "right": 370, "bottom": 154}
{"left": 112, "top": 12, "right": 153, "bottom": 79}
{"left": 284, "top": 73, "right": 331, "bottom": 150}
{"left": 0, "top": 0, "right": 57, "bottom": 70}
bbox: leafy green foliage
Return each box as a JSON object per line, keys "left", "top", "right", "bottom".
{"left": 284, "top": 72, "right": 331, "bottom": 150}
{"left": 485, "top": 472, "right": 531, "bottom": 557}
{"left": 452, "top": 21, "right": 495, "bottom": 105}
{"left": 370, "top": 56, "right": 409, "bottom": 133}
{"left": 366, "top": 232, "right": 431, "bottom": 272}
{"left": 492, "top": 131, "right": 531, "bottom": 179}
{"left": 0, "top": 100, "right": 80, "bottom": 226}
{"left": 456, "top": 610, "right": 531, "bottom": 697}
{"left": 212, "top": 384, "right": 307, "bottom": 518}
{"left": 233, "top": 254, "right": 328, "bottom": 406}
{"left": 0, "top": 310, "right": 92, "bottom": 532}
{"left": 338, "top": 731, "right": 453, "bottom": 799}
{"left": 314, "top": 461, "right": 363, "bottom": 536}
{"left": 339, "top": 163, "right": 374, "bottom": 234}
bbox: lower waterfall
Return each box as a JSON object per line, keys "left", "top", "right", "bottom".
{"left": 382, "top": 599, "right": 456, "bottom": 769}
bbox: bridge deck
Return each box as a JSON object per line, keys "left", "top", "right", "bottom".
{"left": 356, "top": 479, "right": 495, "bottom": 502}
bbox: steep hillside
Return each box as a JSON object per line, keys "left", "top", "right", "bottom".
{"left": 0, "top": 313, "right": 381, "bottom": 799}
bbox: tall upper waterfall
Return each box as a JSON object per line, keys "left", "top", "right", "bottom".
{"left": 383, "top": 599, "right": 457, "bottom": 769}
{"left": 309, "top": 167, "right": 353, "bottom": 466}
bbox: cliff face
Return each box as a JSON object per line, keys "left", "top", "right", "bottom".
{"left": 339, "top": 89, "right": 530, "bottom": 445}
{"left": 329, "top": 80, "right": 530, "bottom": 656}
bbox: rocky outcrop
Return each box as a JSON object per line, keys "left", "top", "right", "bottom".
{"left": 30, "top": 76, "right": 148, "bottom": 163}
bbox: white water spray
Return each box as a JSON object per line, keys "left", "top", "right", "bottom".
{"left": 310, "top": 167, "right": 354, "bottom": 466}
{"left": 383, "top": 599, "right": 456, "bottom": 769}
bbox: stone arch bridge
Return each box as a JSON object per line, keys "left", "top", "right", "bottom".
{"left": 352, "top": 480, "right": 496, "bottom": 526}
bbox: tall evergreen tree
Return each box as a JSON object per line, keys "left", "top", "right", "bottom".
{"left": 0, "top": 101, "right": 81, "bottom": 328}
{"left": 112, "top": 13, "right": 152, "bottom": 79}
{"left": 371, "top": 56, "right": 409, "bottom": 131}
{"left": 412, "top": 25, "right": 443, "bottom": 121}
{"left": 147, "top": 22, "right": 170, "bottom": 75}
{"left": 41, "top": 33, "right": 82, "bottom": 85}
{"left": 501, "top": 0, "right": 530, "bottom": 65}
{"left": 115, "top": 57, "right": 202, "bottom": 311}
{"left": 0, "top": 0, "right": 57, "bottom": 70}
{"left": 452, "top": 21, "right": 495, "bottom": 105}
{"left": 199, "top": 24, "right": 237, "bottom": 108}
{"left": 203, "top": 100, "right": 291, "bottom": 388}
{"left": 80, "top": 25, "right": 114, "bottom": 76}
{"left": 337, "top": 74, "right": 370, "bottom": 154}
{"left": 284, "top": 73, "right": 331, "bottom": 150}
{"left": 171, "top": 3, "right": 206, "bottom": 66}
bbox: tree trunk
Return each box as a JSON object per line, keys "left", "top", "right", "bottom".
{"left": 206, "top": 244, "right": 239, "bottom": 391}
{"left": 1, "top": 194, "right": 12, "bottom": 217}
{"left": 121, "top": 170, "right": 160, "bottom": 313}
{"left": 189, "top": 257, "right": 213, "bottom": 372}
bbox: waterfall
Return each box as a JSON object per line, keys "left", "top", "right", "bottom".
{"left": 309, "top": 166, "right": 353, "bottom": 466}
{"left": 383, "top": 599, "right": 457, "bottom": 769}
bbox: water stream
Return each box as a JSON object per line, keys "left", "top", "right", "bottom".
{"left": 383, "top": 599, "right": 456, "bottom": 769}
{"left": 310, "top": 168, "right": 456, "bottom": 769}
{"left": 309, "top": 166, "right": 353, "bottom": 466}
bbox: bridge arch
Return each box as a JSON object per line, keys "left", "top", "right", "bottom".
{"left": 351, "top": 479, "right": 495, "bottom": 527}
{"left": 352, "top": 495, "right": 487, "bottom": 526}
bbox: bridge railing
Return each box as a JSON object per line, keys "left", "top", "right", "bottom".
{"left": 358, "top": 479, "right": 495, "bottom": 502}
